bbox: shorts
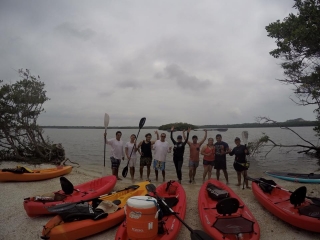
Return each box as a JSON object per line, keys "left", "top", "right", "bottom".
{"left": 140, "top": 157, "right": 152, "bottom": 166}
{"left": 214, "top": 158, "right": 227, "bottom": 170}
{"left": 203, "top": 160, "right": 215, "bottom": 166}
{"left": 110, "top": 157, "right": 121, "bottom": 169}
{"left": 129, "top": 158, "right": 136, "bottom": 168}
{"left": 189, "top": 160, "right": 199, "bottom": 168}
{"left": 153, "top": 159, "right": 166, "bottom": 171}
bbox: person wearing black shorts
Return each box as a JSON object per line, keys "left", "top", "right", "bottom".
{"left": 229, "top": 137, "right": 250, "bottom": 188}
{"left": 214, "top": 134, "right": 230, "bottom": 184}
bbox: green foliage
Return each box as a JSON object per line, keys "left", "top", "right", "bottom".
{"left": 266, "top": 0, "right": 320, "bottom": 135}
{"left": 158, "top": 122, "right": 197, "bottom": 131}
{"left": 0, "top": 69, "right": 64, "bottom": 163}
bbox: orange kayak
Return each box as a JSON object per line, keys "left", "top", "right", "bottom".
{"left": 41, "top": 181, "right": 151, "bottom": 240}
{"left": 0, "top": 165, "right": 72, "bottom": 182}
{"left": 24, "top": 175, "right": 117, "bottom": 217}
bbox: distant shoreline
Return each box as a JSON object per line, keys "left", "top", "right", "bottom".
{"left": 41, "top": 121, "right": 318, "bottom": 129}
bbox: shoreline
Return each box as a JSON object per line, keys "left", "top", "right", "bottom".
{"left": 0, "top": 161, "right": 320, "bottom": 240}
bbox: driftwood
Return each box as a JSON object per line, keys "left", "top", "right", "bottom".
{"left": 249, "top": 117, "right": 320, "bottom": 158}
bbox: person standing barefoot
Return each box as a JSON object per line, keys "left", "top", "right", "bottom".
{"left": 183, "top": 129, "right": 207, "bottom": 184}
{"left": 137, "top": 131, "right": 158, "bottom": 181}
{"left": 214, "top": 134, "right": 230, "bottom": 184}
{"left": 153, "top": 133, "right": 171, "bottom": 182}
{"left": 125, "top": 134, "right": 138, "bottom": 182}
{"left": 170, "top": 126, "right": 190, "bottom": 184}
{"left": 200, "top": 138, "right": 215, "bottom": 182}
{"left": 229, "top": 137, "right": 250, "bottom": 188}
{"left": 104, "top": 131, "right": 124, "bottom": 180}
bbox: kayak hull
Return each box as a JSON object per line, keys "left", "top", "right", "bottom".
{"left": 0, "top": 166, "right": 72, "bottom": 182}
{"left": 23, "top": 175, "right": 117, "bottom": 217}
{"left": 198, "top": 179, "right": 260, "bottom": 240}
{"left": 252, "top": 180, "right": 320, "bottom": 232}
{"left": 41, "top": 181, "right": 150, "bottom": 240}
{"left": 115, "top": 180, "right": 187, "bottom": 240}
{"left": 265, "top": 171, "right": 320, "bottom": 183}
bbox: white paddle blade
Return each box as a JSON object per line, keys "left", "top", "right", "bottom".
{"left": 104, "top": 113, "right": 110, "bottom": 130}
{"left": 242, "top": 131, "right": 248, "bottom": 144}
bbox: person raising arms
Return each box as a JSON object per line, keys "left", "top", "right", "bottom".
{"left": 137, "top": 131, "right": 159, "bottom": 181}
{"left": 170, "top": 126, "right": 190, "bottom": 184}
{"left": 183, "top": 129, "right": 207, "bottom": 184}
{"left": 200, "top": 137, "right": 215, "bottom": 182}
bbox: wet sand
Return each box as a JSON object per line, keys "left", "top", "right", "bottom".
{"left": 0, "top": 161, "right": 319, "bottom": 240}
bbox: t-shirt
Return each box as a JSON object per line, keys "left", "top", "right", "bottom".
{"left": 125, "top": 142, "right": 137, "bottom": 159}
{"left": 153, "top": 140, "right": 170, "bottom": 162}
{"left": 214, "top": 141, "right": 229, "bottom": 161}
{"left": 106, "top": 138, "right": 124, "bottom": 159}
{"left": 229, "top": 145, "right": 248, "bottom": 163}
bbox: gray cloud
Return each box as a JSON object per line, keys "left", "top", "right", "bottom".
{"left": 0, "top": 0, "right": 316, "bottom": 127}
{"left": 161, "top": 64, "right": 212, "bottom": 90}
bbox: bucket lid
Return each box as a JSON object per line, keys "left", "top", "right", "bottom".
{"left": 127, "top": 196, "right": 157, "bottom": 209}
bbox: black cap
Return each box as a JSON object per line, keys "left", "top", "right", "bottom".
{"left": 177, "top": 135, "right": 182, "bottom": 139}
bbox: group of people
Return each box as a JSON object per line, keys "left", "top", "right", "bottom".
{"left": 103, "top": 127, "right": 250, "bottom": 188}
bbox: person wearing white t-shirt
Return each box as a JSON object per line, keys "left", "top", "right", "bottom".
{"left": 104, "top": 131, "right": 124, "bottom": 180}
{"left": 153, "top": 133, "right": 172, "bottom": 182}
{"left": 125, "top": 134, "right": 139, "bottom": 181}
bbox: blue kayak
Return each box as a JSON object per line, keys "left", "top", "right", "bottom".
{"left": 265, "top": 171, "right": 320, "bottom": 183}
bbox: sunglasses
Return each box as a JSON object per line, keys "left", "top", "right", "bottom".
{"left": 161, "top": 135, "right": 166, "bottom": 137}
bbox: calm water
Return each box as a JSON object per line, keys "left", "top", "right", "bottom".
{"left": 42, "top": 127, "right": 320, "bottom": 182}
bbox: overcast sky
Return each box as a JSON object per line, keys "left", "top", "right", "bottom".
{"left": 0, "top": 0, "right": 316, "bottom": 127}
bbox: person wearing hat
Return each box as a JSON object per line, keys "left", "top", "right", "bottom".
{"left": 214, "top": 134, "right": 230, "bottom": 184}
{"left": 229, "top": 137, "right": 250, "bottom": 188}
{"left": 183, "top": 129, "right": 207, "bottom": 184}
{"left": 170, "top": 126, "right": 190, "bottom": 184}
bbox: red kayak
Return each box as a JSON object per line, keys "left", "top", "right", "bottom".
{"left": 23, "top": 175, "right": 117, "bottom": 217}
{"left": 252, "top": 178, "right": 320, "bottom": 232}
{"left": 198, "top": 179, "right": 260, "bottom": 240}
{"left": 115, "top": 180, "right": 187, "bottom": 240}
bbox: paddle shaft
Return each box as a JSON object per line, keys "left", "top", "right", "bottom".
{"left": 247, "top": 176, "right": 320, "bottom": 202}
{"left": 104, "top": 130, "right": 106, "bottom": 167}
{"left": 153, "top": 192, "right": 194, "bottom": 233}
{"left": 126, "top": 128, "right": 141, "bottom": 167}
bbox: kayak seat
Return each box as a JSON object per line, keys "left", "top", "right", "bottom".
{"left": 216, "top": 197, "right": 239, "bottom": 216}
{"left": 60, "top": 177, "right": 75, "bottom": 195}
{"left": 290, "top": 186, "right": 307, "bottom": 207}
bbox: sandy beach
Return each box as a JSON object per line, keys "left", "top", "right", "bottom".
{"left": 0, "top": 161, "right": 320, "bottom": 240}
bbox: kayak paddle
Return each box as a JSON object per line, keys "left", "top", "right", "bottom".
{"left": 145, "top": 184, "right": 213, "bottom": 240}
{"left": 246, "top": 176, "right": 320, "bottom": 205}
{"left": 122, "top": 117, "right": 146, "bottom": 178}
{"left": 103, "top": 113, "right": 110, "bottom": 176}
{"left": 241, "top": 131, "right": 249, "bottom": 190}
